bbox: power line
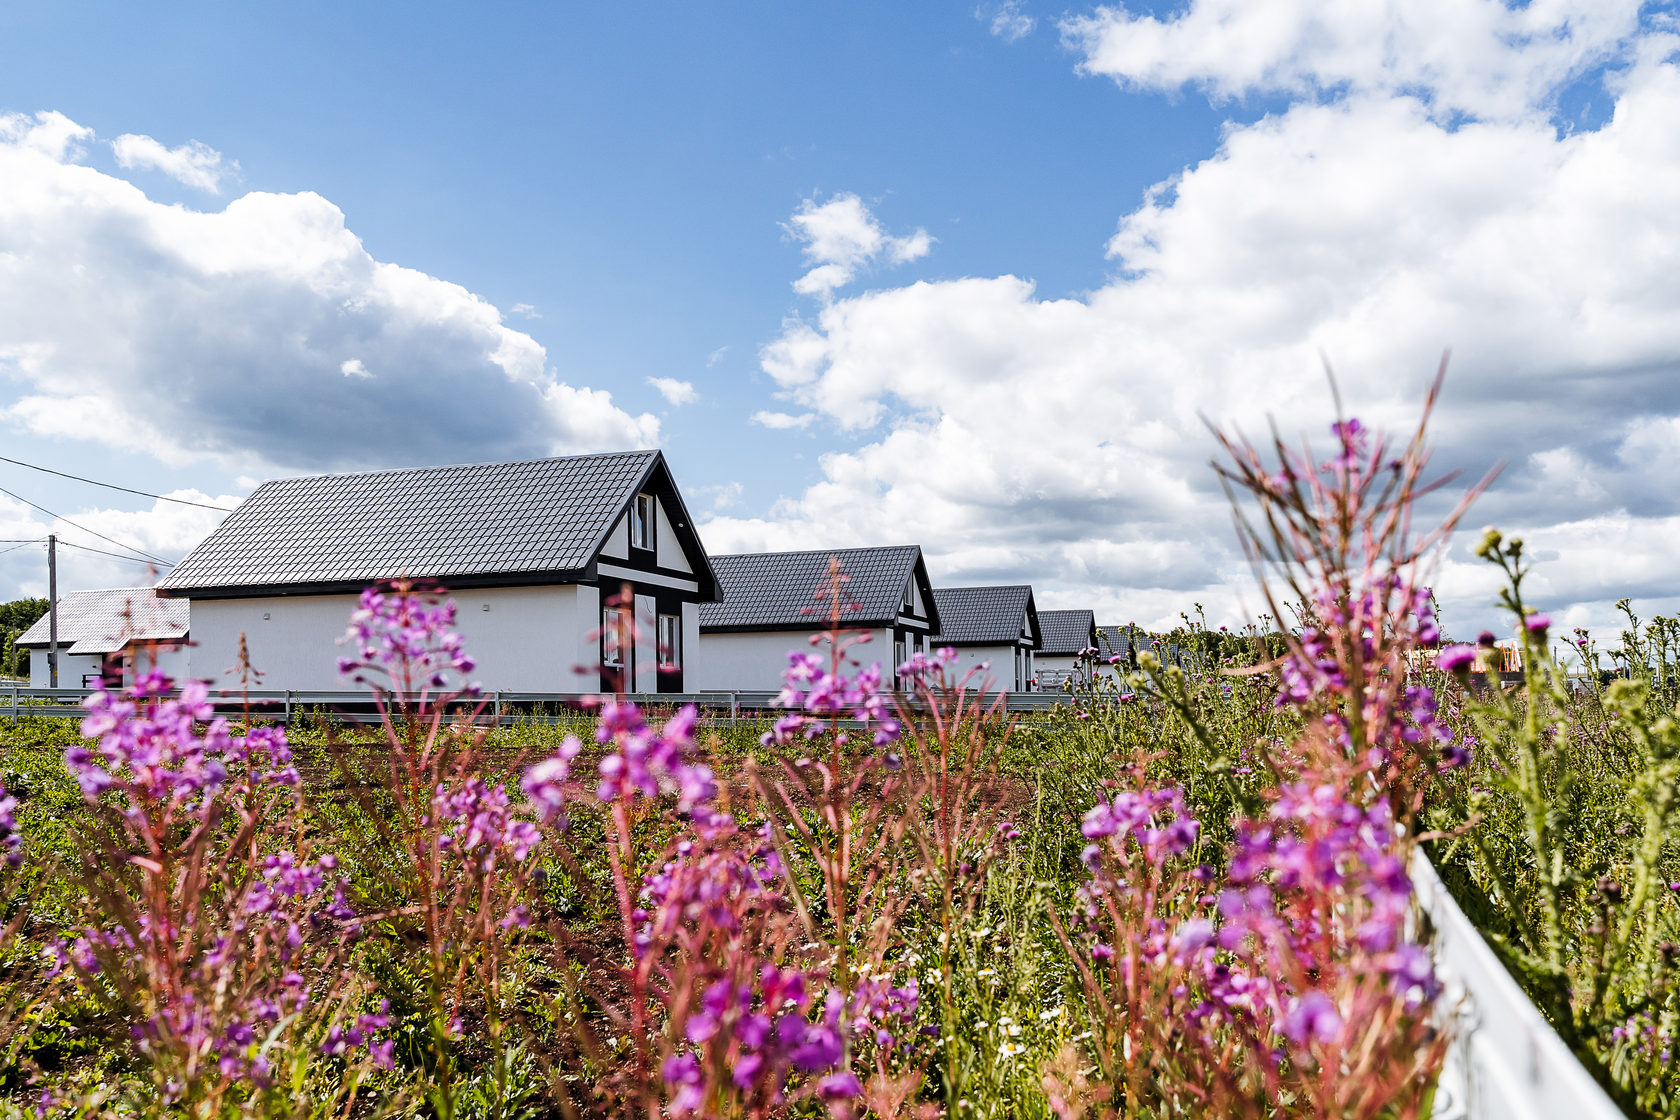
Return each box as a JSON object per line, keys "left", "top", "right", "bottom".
{"left": 0, "top": 454, "right": 234, "bottom": 512}
{"left": 52, "top": 539, "right": 176, "bottom": 568}
{"left": 0, "top": 540, "right": 42, "bottom": 559}
{"left": 0, "top": 485, "right": 171, "bottom": 566}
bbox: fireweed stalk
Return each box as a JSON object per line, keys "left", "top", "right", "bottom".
{"left": 754, "top": 559, "right": 910, "bottom": 1000}
{"left": 55, "top": 671, "right": 379, "bottom": 1117}
{"left": 334, "top": 581, "right": 544, "bottom": 1120}
{"left": 1205, "top": 363, "right": 1492, "bottom": 818}
{"left": 749, "top": 560, "right": 1023, "bottom": 1113}
{"left": 1064, "top": 379, "right": 1481, "bottom": 1117}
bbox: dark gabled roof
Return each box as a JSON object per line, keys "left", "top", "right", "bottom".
{"left": 157, "top": 450, "right": 718, "bottom": 599}
{"left": 700, "top": 545, "right": 937, "bottom": 631}
{"left": 16, "top": 587, "right": 188, "bottom": 651}
{"left": 1038, "top": 609, "right": 1097, "bottom": 656}
{"left": 931, "top": 585, "right": 1040, "bottom": 647}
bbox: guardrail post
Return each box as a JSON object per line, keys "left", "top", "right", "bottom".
{"left": 730, "top": 691, "right": 739, "bottom": 726}
{"left": 285, "top": 690, "right": 294, "bottom": 725}
{"left": 494, "top": 692, "right": 503, "bottom": 727}
{"left": 8, "top": 683, "right": 15, "bottom": 725}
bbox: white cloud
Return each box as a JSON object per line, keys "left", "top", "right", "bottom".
{"left": 981, "top": 1, "right": 1036, "bottom": 43}
{"left": 112, "top": 132, "right": 238, "bottom": 193}
{"left": 510, "top": 302, "right": 540, "bottom": 318}
{"left": 784, "top": 194, "right": 933, "bottom": 299}
{"left": 0, "top": 489, "right": 245, "bottom": 601}
{"left": 0, "top": 111, "right": 660, "bottom": 474}
{"left": 341, "top": 358, "right": 372, "bottom": 380}
{"left": 1061, "top": 0, "right": 1647, "bottom": 121}
{"left": 706, "top": 345, "right": 729, "bottom": 367}
{"left": 751, "top": 410, "right": 816, "bottom": 430}
{"left": 648, "top": 376, "right": 698, "bottom": 406}
{"left": 734, "top": 20, "right": 1680, "bottom": 637}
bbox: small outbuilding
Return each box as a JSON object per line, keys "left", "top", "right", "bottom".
{"left": 155, "top": 450, "right": 718, "bottom": 694}
{"left": 694, "top": 545, "right": 940, "bottom": 691}
{"left": 1034, "top": 608, "right": 1099, "bottom": 690}
{"left": 929, "top": 584, "right": 1042, "bottom": 692}
{"left": 16, "top": 587, "right": 189, "bottom": 688}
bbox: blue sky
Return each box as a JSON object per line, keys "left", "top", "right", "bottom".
{"left": 0, "top": 2, "right": 1232, "bottom": 506}
{"left": 3, "top": 1, "right": 1680, "bottom": 642}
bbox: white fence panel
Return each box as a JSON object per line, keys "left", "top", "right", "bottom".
{"left": 1415, "top": 851, "right": 1625, "bottom": 1120}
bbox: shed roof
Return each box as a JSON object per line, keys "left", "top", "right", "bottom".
{"left": 17, "top": 587, "right": 188, "bottom": 650}
{"left": 931, "top": 585, "right": 1040, "bottom": 647}
{"left": 1037, "top": 609, "right": 1097, "bottom": 655}
{"left": 157, "top": 450, "right": 717, "bottom": 599}
{"left": 700, "top": 545, "right": 936, "bottom": 631}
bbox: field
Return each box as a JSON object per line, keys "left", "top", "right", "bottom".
{"left": 1, "top": 396, "right": 1678, "bottom": 1119}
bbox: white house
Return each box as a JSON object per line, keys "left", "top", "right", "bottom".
{"left": 929, "top": 585, "right": 1042, "bottom": 693}
{"left": 154, "top": 450, "right": 719, "bottom": 694}
{"left": 694, "top": 545, "right": 941, "bottom": 691}
{"left": 16, "top": 587, "right": 190, "bottom": 688}
{"left": 1034, "top": 609, "right": 1098, "bottom": 690}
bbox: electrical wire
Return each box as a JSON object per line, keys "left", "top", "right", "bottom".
{"left": 52, "top": 539, "right": 176, "bottom": 568}
{"left": 0, "top": 454, "right": 234, "bottom": 511}
{"left": 0, "top": 540, "right": 42, "bottom": 559}
{"left": 0, "top": 485, "right": 171, "bottom": 566}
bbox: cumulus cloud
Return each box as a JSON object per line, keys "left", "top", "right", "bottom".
{"left": 750, "top": 410, "right": 816, "bottom": 430}
{"left": 1061, "top": 0, "right": 1647, "bottom": 121}
{"left": 784, "top": 194, "right": 933, "bottom": 299}
{"left": 112, "top": 133, "right": 238, "bottom": 193}
{"left": 981, "top": 1, "right": 1036, "bottom": 42}
{"left": 718, "top": 14, "right": 1680, "bottom": 637}
{"left": 648, "top": 376, "right": 698, "bottom": 406}
{"left": 0, "top": 489, "right": 243, "bottom": 601}
{"left": 0, "top": 110, "right": 659, "bottom": 475}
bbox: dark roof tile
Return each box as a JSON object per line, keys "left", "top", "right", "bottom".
{"left": 158, "top": 451, "right": 674, "bottom": 594}
{"left": 700, "top": 546, "right": 929, "bottom": 630}
{"left": 1038, "top": 609, "right": 1097, "bottom": 655}
{"left": 931, "top": 585, "right": 1037, "bottom": 646}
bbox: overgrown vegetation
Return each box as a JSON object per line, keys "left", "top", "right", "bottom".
{"left": 2, "top": 376, "right": 1678, "bottom": 1117}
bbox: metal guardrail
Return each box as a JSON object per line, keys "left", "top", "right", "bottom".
{"left": 1415, "top": 850, "right": 1624, "bottom": 1120}
{"left": 4, "top": 683, "right": 1082, "bottom": 725}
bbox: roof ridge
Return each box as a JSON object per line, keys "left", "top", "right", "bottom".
{"left": 252, "top": 448, "right": 661, "bottom": 490}
{"left": 712, "top": 544, "right": 919, "bottom": 560}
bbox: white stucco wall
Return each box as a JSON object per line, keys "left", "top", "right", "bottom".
{"left": 28, "top": 650, "right": 102, "bottom": 688}
{"left": 944, "top": 644, "right": 1033, "bottom": 693}
{"left": 188, "top": 586, "right": 592, "bottom": 693}
{"left": 694, "top": 627, "right": 894, "bottom": 692}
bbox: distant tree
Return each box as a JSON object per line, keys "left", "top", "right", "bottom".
{"left": 0, "top": 597, "right": 48, "bottom": 679}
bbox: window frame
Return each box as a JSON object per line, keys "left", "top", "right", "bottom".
{"left": 601, "top": 606, "right": 629, "bottom": 668}
{"left": 657, "top": 612, "right": 682, "bottom": 670}
{"left": 631, "top": 492, "right": 655, "bottom": 551}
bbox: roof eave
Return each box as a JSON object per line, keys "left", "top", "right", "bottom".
{"left": 156, "top": 567, "right": 594, "bottom": 600}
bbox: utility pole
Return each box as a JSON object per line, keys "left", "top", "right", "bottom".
{"left": 47, "top": 533, "right": 58, "bottom": 688}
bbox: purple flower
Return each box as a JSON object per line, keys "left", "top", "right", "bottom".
{"left": 1281, "top": 991, "right": 1343, "bottom": 1045}
{"left": 1524, "top": 613, "right": 1551, "bottom": 640}
{"left": 522, "top": 737, "right": 581, "bottom": 826}
{"left": 1437, "top": 645, "right": 1476, "bottom": 674}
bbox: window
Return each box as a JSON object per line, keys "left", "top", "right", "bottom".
{"left": 894, "top": 633, "right": 908, "bottom": 668}
{"left": 631, "top": 493, "right": 655, "bottom": 550}
{"left": 602, "top": 606, "right": 629, "bottom": 667}
{"left": 658, "top": 613, "right": 682, "bottom": 670}
{"left": 902, "top": 582, "right": 913, "bottom": 611}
